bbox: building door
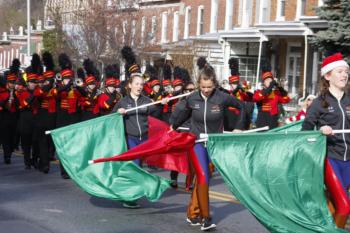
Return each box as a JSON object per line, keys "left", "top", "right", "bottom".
{"left": 286, "top": 44, "right": 302, "bottom": 96}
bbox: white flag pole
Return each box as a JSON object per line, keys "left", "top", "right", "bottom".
{"left": 125, "top": 92, "right": 192, "bottom": 113}
{"left": 178, "top": 127, "right": 190, "bottom": 131}
{"left": 197, "top": 126, "right": 270, "bottom": 143}
{"left": 332, "top": 129, "right": 350, "bottom": 134}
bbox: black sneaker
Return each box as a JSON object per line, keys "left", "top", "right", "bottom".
{"left": 61, "top": 174, "right": 70, "bottom": 179}
{"left": 42, "top": 167, "right": 49, "bottom": 174}
{"left": 122, "top": 201, "right": 141, "bottom": 209}
{"left": 186, "top": 217, "right": 202, "bottom": 226}
{"left": 4, "top": 158, "right": 11, "bottom": 164}
{"left": 201, "top": 218, "right": 216, "bottom": 231}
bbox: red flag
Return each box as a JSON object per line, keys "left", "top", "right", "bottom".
{"left": 92, "top": 117, "right": 195, "bottom": 175}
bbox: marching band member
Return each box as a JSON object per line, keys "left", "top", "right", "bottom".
{"left": 224, "top": 58, "right": 250, "bottom": 131}
{"left": 36, "top": 52, "right": 57, "bottom": 173}
{"left": 17, "top": 66, "right": 41, "bottom": 169}
{"left": 253, "top": 63, "right": 290, "bottom": 129}
{"left": 148, "top": 79, "right": 163, "bottom": 119}
{"left": 171, "top": 65, "right": 243, "bottom": 231}
{"left": 98, "top": 64, "right": 121, "bottom": 115}
{"left": 80, "top": 59, "right": 100, "bottom": 121}
{"left": 0, "top": 59, "right": 20, "bottom": 164}
{"left": 56, "top": 53, "right": 81, "bottom": 179}
{"left": 162, "top": 79, "right": 173, "bottom": 123}
{"left": 302, "top": 53, "right": 350, "bottom": 228}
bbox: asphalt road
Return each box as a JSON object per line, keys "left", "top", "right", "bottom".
{"left": 0, "top": 150, "right": 269, "bottom": 233}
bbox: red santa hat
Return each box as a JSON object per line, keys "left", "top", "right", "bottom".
{"left": 321, "top": 53, "right": 349, "bottom": 76}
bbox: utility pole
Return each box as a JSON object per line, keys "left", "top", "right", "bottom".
{"left": 26, "top": 0, "right": 31, "bottom": 65}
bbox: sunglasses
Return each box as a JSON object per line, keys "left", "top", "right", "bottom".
{"left": 185, "top": 88, "right": 195, "bottom": 91}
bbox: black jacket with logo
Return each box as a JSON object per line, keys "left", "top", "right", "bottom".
{"left": 113, "top": 94, "right": 153, "bottom": 139}
{"left": 302, "top": 91, "right": 350, "bottom": 161}
{"left": 172, "top": 89, "right": 243, "bottom": 138}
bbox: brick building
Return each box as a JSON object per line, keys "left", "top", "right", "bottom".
{"left": 45, "top": 0, "right": 328, "bottom": 102}
{"left": 135, "top": 0, "right": 326, "bottom": 103}
{"left": 0, "top": 23, "right": 44, "bottom": 71}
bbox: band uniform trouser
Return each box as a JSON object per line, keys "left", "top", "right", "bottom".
{"left": 19, "top": 110, "right": 39, "bottom": 167}
{"left": 256, "top": 111, "right": 279, "bottom": 130}
{"left": 36, "top": 108, "right": 56, "bottom": 171}
{"left": 223, "top": 108, "right": 240, "bottom": 131}
{"left": 56, "top": 109, "right": 80, "bottom": 176}
{"left": 0, "top": 110, "right": 18, "bottom": 161}
{"left": 81, "top": 110, "right": 98, "bottom": 121}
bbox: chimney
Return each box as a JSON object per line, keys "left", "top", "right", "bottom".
{"left": 19, "top": 26, "right": 24, "bottom": 36}
{"left": 2, "top": 32, "right": 8, "bottom": 41}
{"left": 36, "top": 20, "right": 42, "bottom": 31}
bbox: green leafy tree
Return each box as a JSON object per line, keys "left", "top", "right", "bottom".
{"left": 312, "top": 0, "right": 350, "bottom": 61}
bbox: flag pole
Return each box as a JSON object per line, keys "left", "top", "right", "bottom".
{"left": 332, "top": 129, "right": 350, "bottom": 134}
{"left": 223, "top": 126, "right": 269, "bottom": 134}
{"left": 197, "top": 126, "right": 270, "bottom": 143}
{"left": 125, "top": 92, "right": 192, "bottom": 113}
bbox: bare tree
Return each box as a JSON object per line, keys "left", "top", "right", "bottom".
{"left": 45, "top": 0, "right": 157, "bottom": 70}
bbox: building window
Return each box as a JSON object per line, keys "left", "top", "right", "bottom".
{"left": 131, "top": 20, "right": 136, "bottom": 46}
{"left": 151, "top": 16, "right": 157, "bottom": 43}
{"left": 237, "top": 56, "right": 258, "bottom": 85}
{"left": 141, "top": 17, "right": 146, "bottom": 45}
{"left": 210, "top": 0, "right": 218, "bottom": 32}
{"left": 197, "top": 6, "right": 204, "bottom": 35}
{"left": 122, "top": 21, "right": 127, "bottom": 44}
{"left": 161, "top": 12, "right": 168, "bottom": 43}
{"left": 276, "top": 0, "right": 286, "bottom": 21}
{"left": 296, "top": 0, "right": 307, "bottom": 20}
{"left": 301, "top": 0, "right": 306, "bottom": 15}
{"left": 241, "top": 0, "right": 253, "bottom": 27}
{"left": 184, "top": 6, "right": 191, "bottom": 39}
{"left": 258, "top": 0, "right": 270, "bottom": 24}
{"left": 173, "top": 11, "right": 179, "bottom": 42}
{"left": 225, "top": 0, "right": 233, "bottom": 30}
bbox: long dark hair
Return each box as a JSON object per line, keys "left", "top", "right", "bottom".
{"left": 197, "top": 65, "right": 218, "bottom": 88}
{"left": 319, "top": 76, "right": 330, "bottom": 108}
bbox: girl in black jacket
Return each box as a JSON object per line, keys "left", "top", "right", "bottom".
{"left": 302, "top": 53, "right": 350, "bottom": 228}
{"left": 114, "top": 73, "right": 167, "bottom": 208}
{"left": 172, "top": 65, "right": 243, "bottom": 231}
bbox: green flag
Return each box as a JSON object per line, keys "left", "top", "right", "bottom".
{"left": 50, "top": 113, "right": 170, "bottom": 202}
{"left": 207, "top": 131, "right": 345, "bottom": 233}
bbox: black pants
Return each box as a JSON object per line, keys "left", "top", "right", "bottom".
{"left": 56, "top": 109, "right": 80, "bottom": 176}
{"left": 223, "top": 109, "right": 240, "bottom": 131}
{"left": 81, "top": 111, "right": 98, "bottom": 121}
{"left": 19, "top": 110, "right": 39, "bottom": 166}
{"left": 36, "top": 109, "right": 56, "bottom": 171}
{"left": 256, "top": 112, "right": 279, "bottom": 130}
{"left": 243, "top": 102, "right": 254, "bottom": 130}
{"left": 170, "top": 170, "right": 179, "bottom": 180}
{"left": 0, "top": 111, "right": 18, "bottom": 161}
{"left": 162, "top": 112, "right": 171, "bottom": 124}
